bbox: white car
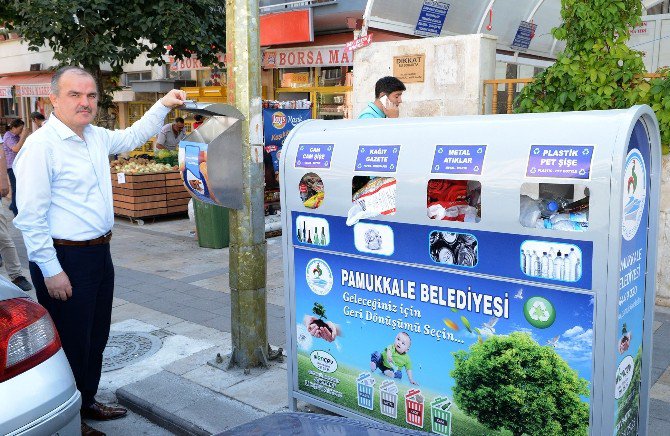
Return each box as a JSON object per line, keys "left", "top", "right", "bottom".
{"left": 0, "top": 277, "right": 81, "bottom": 435}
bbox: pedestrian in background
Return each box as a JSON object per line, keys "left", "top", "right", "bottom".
{"left": 192, "top": 114, "right": 205, "bottom": 129}
{"left": 3, "top": 118, "right": 28, "bottom": 216}
{"left": 0, "top": 136, "right": 32, "bottom": 291}
{"left": 30, "top": 111, "right": 46, "bottom": 131}
{"left": 358, "top": 76, "right": 406, "bottom": 119}
{"left": 13, "top": 65, "right": 186, "bottom": 436}
{"left": 155, "top": 116, "right": 185, "bottom": 151}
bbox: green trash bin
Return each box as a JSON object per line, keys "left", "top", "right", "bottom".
{"left": 193, "top": 199, "right": 230, "bottom": 248}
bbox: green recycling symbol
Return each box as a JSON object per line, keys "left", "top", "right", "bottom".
{"left": 524, "top": 296, "right": 556, "bottom": 329}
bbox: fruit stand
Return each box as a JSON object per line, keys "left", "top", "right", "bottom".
{"left": 111, "top": 157, "right": 190, "bottom": 219}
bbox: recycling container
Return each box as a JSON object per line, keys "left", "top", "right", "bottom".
{"left": 193, "top": 199, "right": 229, "bottom": 249}
{"left": 178, "top": 101, "right": 245, "bottom": 210}
{"left": 280, "top": 106, "right": 660, "bottom": 435}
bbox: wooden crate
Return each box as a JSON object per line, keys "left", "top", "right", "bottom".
{"left": 112, "top": 170, "right": 190, "bottom": 218}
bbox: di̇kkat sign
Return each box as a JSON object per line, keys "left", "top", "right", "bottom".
{"left": 393, "top": 54, "right": 426, "bottom": 83}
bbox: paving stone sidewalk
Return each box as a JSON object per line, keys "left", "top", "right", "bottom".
{"left": 6, "top": 211, "right": 670, "bottom": 434}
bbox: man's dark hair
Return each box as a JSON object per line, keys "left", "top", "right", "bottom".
{"left": 175, "top": 117, "right": 185, "bottom": 123}
{"left": 194, "top": 114, "right": 203, "bottom": 121}
{"left": 375, "top": 76, "right": 406, "bottom": 99}
{"left": 8, "top": 118, "right": 25, "bottom": 129}
{"left": 30, "top": 111, "right": 45, "bottom": 121}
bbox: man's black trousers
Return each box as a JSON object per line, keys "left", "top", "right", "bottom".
{"left": 30, "top": 243, "right": 114, "bottom": 409}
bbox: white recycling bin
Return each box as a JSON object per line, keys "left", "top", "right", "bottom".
{"left": 280, "top": 106, "right": 660, "bottom": 435}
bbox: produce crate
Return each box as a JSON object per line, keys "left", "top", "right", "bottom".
{"left": 112, "top": 171, "right": 190, "bottom": 218}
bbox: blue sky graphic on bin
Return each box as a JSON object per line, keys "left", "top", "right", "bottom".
{"left": 295, "top": 247, "right": 594, "bottom": 399}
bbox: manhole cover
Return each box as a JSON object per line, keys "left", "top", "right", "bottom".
{"left": 102, "top": 331, "right": 162, "bottom": 372}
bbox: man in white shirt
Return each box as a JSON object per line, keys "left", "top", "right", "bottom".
{"left": 13, "top": 66, "right": 186, "bottom": 436}
{"left": 155, "top": 116, "right": 185, "bottom": 151}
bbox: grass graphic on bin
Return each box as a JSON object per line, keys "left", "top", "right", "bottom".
{"left": 297, "top": 352, "right": 510, "bottom": 435}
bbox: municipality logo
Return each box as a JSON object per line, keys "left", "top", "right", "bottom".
{"left": 306, "top": 258, "right": 333, "bottom": 296}
{"left": 622, "top": 149, "right": 646, "bottom": 241}
{"left": 523, "top": 296, "right": 556, "bottom": 329}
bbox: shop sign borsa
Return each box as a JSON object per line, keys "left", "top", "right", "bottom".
{"left": 263, "top": 45, "right": 353, "bottom": 68}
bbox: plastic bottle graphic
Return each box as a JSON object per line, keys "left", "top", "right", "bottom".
{"left": 313, "top": 227, "right": 320, "bottom": 245}
{"left": 548, "top": 247, "right": 555, "bottom": 278}
{"left": 303, "top": 221, "right": 307, "bottom": 241}
{"left": 553, "top": 251, "right": 564, "bottom": 280}
{"left": 568, "top": 248, "right": 579, "bottom": 281}
{"left": 297, "top": 228, "right": 303, "bottom": 242}
{"left": 563, "top": 253, "right": 571, "bottom": 281}
{"left": 540, "top": 252, "right": 549, "bottom": 278}
{"left": 523, "top": 250, "right": 532, "bottom": 275}
{"left": 575, "top": 257, "right": 582, "bottom": 281}
{"left": 521, "top": 250, "right": 527, "bottom": 273}
{"left": 530, "top": 251, "right": 540, "bottom": 277}
{"left": 307, "top": 230, "right": 312, "bottom": 244}
{"left": 321, "top": 227, "right": 327, "bottom": 245}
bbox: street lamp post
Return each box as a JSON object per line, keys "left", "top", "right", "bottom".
{"left": 223, "top": 0, "right": 269, "bottom": 369}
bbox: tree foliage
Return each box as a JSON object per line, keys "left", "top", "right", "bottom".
{"left": 312, "top": 302, "right": 327, "bottom": 320}
{"left": 1, "top": 0, "right": 225, "bottom": 113}
{"left": 451, "top": 332, "right": 589, "bottom": 436}
{"left": 516, "top": 0, "right": 670, "bottom": 153}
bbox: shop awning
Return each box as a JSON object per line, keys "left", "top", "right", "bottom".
{"left": 0, "top": 75, "right": 21, "bottom": 99}
{"left": 0, "top": 73, "right": 54, "bottom": 98}
{"left": 0, "top": 85, "right": 11, "bottom": 98}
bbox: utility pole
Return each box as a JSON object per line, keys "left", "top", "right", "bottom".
{"left": 223, "top": 0, "right": 269, "bottom": 369}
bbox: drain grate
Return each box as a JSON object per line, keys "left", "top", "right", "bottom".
{"left": 102, "top": 331, "right": 163, "bottom": 372}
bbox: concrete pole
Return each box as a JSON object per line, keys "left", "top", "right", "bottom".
{"left": 225, "top": 0, "right": 269, "bottom": 368}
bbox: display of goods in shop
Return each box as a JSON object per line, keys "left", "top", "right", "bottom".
{"left": 154, "top": 149, "right": 179, "bottom": 167}
{"left": 111, "top": 157, "right": 176, "bottom": 174}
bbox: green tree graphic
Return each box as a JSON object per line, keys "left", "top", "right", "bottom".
{"left": 451, "top": 332, "right": 589, "bottom": 436}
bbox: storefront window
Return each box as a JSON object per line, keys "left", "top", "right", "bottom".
{"left": 279, "top": 68, "right": 312, "bottom": 88}
{"left": 273, "top": 67, "right": 353, "bottom": 120}
{"left": 318, "top": 67, "right": 347, "bottom": 87}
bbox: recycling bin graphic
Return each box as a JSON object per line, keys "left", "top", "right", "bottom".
{"left": 405, "top": 389, "right": 424, "bottom": 428}
{"left": 430, "top": 397, "right": 453, "bottom": 435}
{"left": 379, "top": 380, "right": 399, "bottom": 418}
{"left": 356, "top": 373, "right": 375, "bottom": 410}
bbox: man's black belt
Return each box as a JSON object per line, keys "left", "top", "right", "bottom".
{"left": 53, "top": 231, "right": 112, "bottom": 246}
